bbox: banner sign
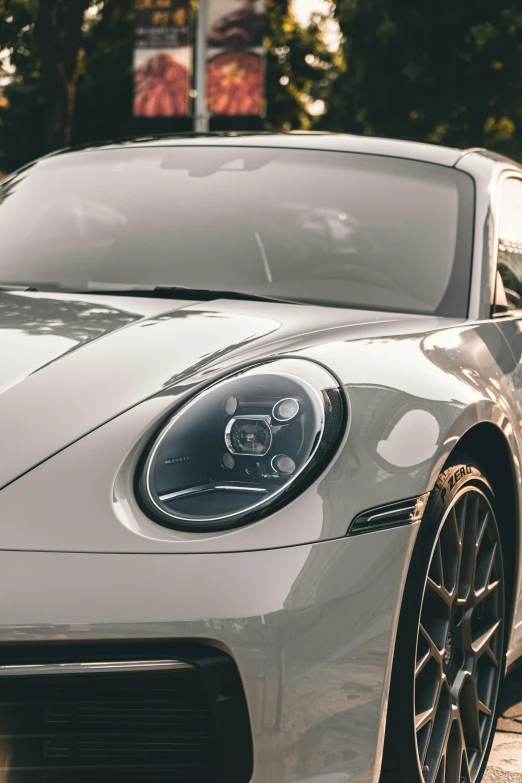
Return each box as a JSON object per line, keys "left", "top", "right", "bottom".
{"left": 134, "top": 0, "right": 192, "bottom": 117}
{"left": 206, "top": 0, "right": 267, "bottom": 117}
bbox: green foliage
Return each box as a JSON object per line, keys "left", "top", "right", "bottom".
{"left": 0, "top": 0, "right": 337, "bottom": 171}
{"left": 0, "top": 0, "right": 42, "bottom": 169}
{"left": 264, "top": 0, "right": 338, "bottom": 131}
{"left": 0, "top": 1, "right": 38, "bottom": 76}
{"left": 324, "top": 0, "right": 522, "bottom": 160}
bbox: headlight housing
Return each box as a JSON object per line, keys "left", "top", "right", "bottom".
{"left": 138, "top": 358, "right": 347, "bottom": 532}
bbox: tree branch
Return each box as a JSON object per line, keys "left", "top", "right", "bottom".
{"left": 62, "top": 0, "right": 91, "bottom": 81}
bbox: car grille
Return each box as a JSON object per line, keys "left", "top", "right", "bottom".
{"left": 0, "top": 646, "right": 252, "bottom": 783}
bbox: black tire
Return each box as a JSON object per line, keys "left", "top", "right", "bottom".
{"left": 380, "top": 456, "right": 506, "bottom": 783}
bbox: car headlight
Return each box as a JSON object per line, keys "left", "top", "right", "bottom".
{"left": 138, "top": 358, "right": 347, "bottom": 532}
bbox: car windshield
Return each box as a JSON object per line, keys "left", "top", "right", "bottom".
{"left": 0, "top": 145, "right": 474, "bottom": 316}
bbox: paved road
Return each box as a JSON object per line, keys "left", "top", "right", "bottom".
{"left": 484, "top": 666, "right": 522, "bottom": 782}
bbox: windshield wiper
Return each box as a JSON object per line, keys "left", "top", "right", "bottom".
{"left": 0, "top": 282, "right": 302, "bottom": 306}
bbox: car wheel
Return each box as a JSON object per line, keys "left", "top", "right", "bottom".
{"left": 380, "top": 457, "right": 506, "bottom": 783}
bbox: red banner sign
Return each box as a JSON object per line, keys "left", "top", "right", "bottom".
{"left": 134, "top": 0, "right": 192, "bottom": 117}
{"left": 206, "top": 0, "right": 267, "bottom": 117}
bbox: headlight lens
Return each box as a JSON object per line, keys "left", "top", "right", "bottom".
{"left": 138, "top": 358, "right": 347, "bottom": 531}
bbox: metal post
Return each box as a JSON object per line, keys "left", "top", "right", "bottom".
{"left": 194, "top": 0, "right": 209, "bottom": 133}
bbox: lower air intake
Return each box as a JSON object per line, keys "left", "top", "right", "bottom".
{"left": 0, "top": 645, "right": 252, "bottom": 783}
{"left": 0, "top": 664, "right": 216, "bottom": 782}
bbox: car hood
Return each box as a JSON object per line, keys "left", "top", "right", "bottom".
{"left": 0, "top": 290, "right": 452, "bottom": 489}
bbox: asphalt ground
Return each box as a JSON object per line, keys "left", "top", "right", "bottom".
{"left": 484, "top": 665, "right": 522, "bottom": 782}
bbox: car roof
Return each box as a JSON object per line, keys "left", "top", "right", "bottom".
{"left": 62, "top": 131, "right": 466, "bottom": 167}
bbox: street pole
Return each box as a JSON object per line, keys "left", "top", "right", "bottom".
{"left": 194, "top": 0, "right": 209, "bottom": 133}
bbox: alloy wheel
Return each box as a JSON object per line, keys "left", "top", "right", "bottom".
{"left": 414, "top": 487, "right": 504, "bottom": 783}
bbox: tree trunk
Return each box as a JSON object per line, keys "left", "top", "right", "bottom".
{"left": 34, "top": 0, "right": 90, "bottom": 151}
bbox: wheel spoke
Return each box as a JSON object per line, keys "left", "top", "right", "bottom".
{"left": 416, "top": 682, "right": 448, "bottom": 777}
{"left": 459, "top": 675, "right": 483, "bottom": 756}
{"left": 478, "top": 699, "right": 492, "bottom": 718}
{"left": 447, "top": 506, "right": 461, "bottom": 544}
{"left": 474, "top": 578, "right": 500, "bottom": 605}
{"left": 427, "top": 575, "right": 452, "bottom": 606}
{"left": 458, "top": 494, "right": 479, "bottom": 601}
{"left": 476, "top": 510, "right": 489, "bottom": 551}
{"left": 474, "top": 541, "right": 499, "bottom": 604}
{"left": 420, "top": 622, "right": 444, "bottom": 666}
{"left": 430, "top": 538, "right": 445, "bottom": 588}
{"left": 472, "top": 619, "right": 501, "bottom": 661}
{"left": 416, "top": 662, "right": 445, "bottom": 733}
{"left": 485, "top": 645, "right": 499, "bottom": 668}
{"left": 417, "top": 705, "right": 437, "bottom": 732}
{"left": 416, "top": 647, "right": 432, "bottom": 677}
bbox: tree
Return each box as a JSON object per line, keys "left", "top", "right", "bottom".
{"left": 34, "top": 0, "right": 93, "bottom": 149}
{"left": 0, "top": 0, "right": 98, "bottom": 168}
{"left": 324, "top": 0, "right": 522, "bottom": 160}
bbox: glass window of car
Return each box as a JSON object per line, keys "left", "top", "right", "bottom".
{"left": 0, "top": 146, "right": 474, "bottom": 316}
{"left": 497, "top": 177, "right": 522, "bottom": 311}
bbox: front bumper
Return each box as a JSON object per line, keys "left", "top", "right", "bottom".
{"left": 0, "top": 523, "right": 417, "bottom": 783}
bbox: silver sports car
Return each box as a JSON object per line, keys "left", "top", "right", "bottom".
{"left": 0, "top": 132, "right": 521, "bottom": 783}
